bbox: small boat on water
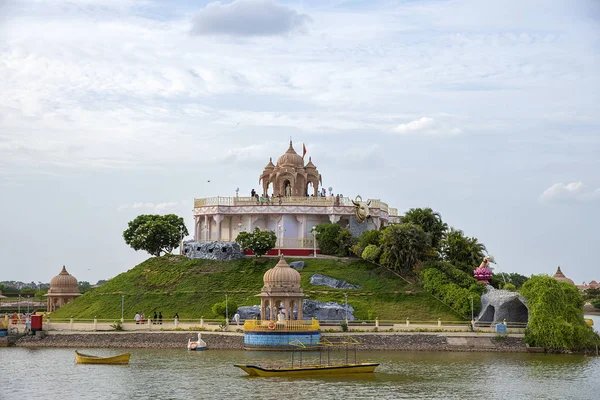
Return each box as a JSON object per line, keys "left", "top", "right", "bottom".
{"left": 234, "top": 337, "right": 379, "bottom": 377}
{"left": 584, "top": 318, "right": 594, "bottom": 327}
{"left": 187, "top": 333, "right": 207, "bottom": 351}
{"left": 75, "top": 351, "right": 131, "bottom": 365}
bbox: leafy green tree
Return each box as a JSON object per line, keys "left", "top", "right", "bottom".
{"left": 235, "top": 227, "right": 277, "bottom": 257}
{"left": 212, "top": 300, "right": 238, "bottom": 318}
{"left": 502, "top": 283, "right": 516, "bottom": 291}
{"left": 521, "top": 275, "right": 599, "bottom": 351}
{"left": 335, "top": 229, "right": 356, "bottom": 257}
{"left": 78, "top": 281, "right": 92, "bottom": 293}
{"left": 314, "top": 224, "right": 343, "bottom": 255}
{"left": 402, "top": 208, "right": 448, "bottom": 249}
{"left": 123, "top": 214, "right": 188, "bottom": 257}
{"left": 380, "top": 223, "right": 431, "bottom": 273}
{"left": 439, "top": 228, "right": 486, "bottom": 272}
{"left": 591, "top": 297, "right": 600, "bottom": 309}
{"left": 358, "top": 230, "right": 382, "bottom": 253}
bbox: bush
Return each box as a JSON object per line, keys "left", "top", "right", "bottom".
{"left": 235, "top": 227, "right": 277, "bottom": 257}
{"left": 361, "top": 245, "right": 381, "bottom": 262}
{"left": 211, "top": 300, "right": 238, "bottom": 318}
{"left": 358, "top": 230, "right": 382, "bottom": 252}
{"left": 591, "top": 297, "right": 600, "bottom": 309}
{"left": 502, "top": 283, "right": 517, "bottom": 292}
{"left": 521, "top": 275, "right": 600, "bottom": 351}
{"left": 422, "top": 268, "right": 480, "bottom": 316}
{"left": 314, "top": 224, "right": 343, "bottom": 255}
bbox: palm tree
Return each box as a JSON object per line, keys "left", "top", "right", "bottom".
{"left": 402, "top": 208, "right": 448, "bottom": 249}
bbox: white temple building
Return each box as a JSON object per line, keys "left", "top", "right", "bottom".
{"left": 192, "top": 141, "right": 399, "bottom": 256}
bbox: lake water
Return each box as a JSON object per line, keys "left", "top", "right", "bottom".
{"left": 1, "top": 347, "right": 599, "bottom": 399}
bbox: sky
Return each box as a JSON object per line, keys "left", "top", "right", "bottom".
{"left": 0, "top": 0, "right": 599, "bottom": 285}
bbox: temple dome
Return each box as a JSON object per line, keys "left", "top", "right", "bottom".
{"left": 277, "top": 142, "right": 303, "bottom": 167}
{"left": 552, "top": 266, "right": 574, "bottom": 285}
{"left": 48, "top": 266, "right": 80, "bottom": 294}
{"left": 262, "top": 256, "right": 301, "bottom": 293}
{"left": 263, "top": 158, "right": 275, "bottom": 170}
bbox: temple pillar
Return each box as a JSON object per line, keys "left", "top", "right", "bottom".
{"left": 213, "top": 215, "right": 224, "bottom": 241}
{"left": 204, "top": 215, "right": 209, "bottom": 241}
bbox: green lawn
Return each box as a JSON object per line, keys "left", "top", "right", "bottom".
{"left": 50, "top": 255, "right": 463, "bottom": 322}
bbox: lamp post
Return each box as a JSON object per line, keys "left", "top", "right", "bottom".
{"left": 179, "top": 225, "right": 185, "bottom": 255}
{"left": 121, "top": 294, "right": 124, "bottom": 322}
{"left": 225, "top": 294, "right": 229, "bottom": 322}
{"left": 344, "top": 293, "right": 348, "bottom": 323}
{"left": 470, "top": 296, "right": 474, "bottom": 322}
{"left": 18, "top": 294, "right": 21, "bottom": 315}
{"left": 27, "top": 295, "right": 30, "bottom": 315}
{"left": 277, "top": 224, "right": 281, "bottom": 256}
{"left": 311, "top": 226, "right": 317, "bottom": 258}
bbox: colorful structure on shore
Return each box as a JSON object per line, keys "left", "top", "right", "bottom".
{"left": 191, "top": 141, "right": 399, "bottom": 256}
{"left": 243, "top": 256, "right": 320, "bottom": 349}
{"left": 45, "top": 266, "right": 81, "bottom": 312}
{"left": 474, "top": 256, "right": 495, "bottom": 284}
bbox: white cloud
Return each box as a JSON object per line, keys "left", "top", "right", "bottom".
{"left": 393, "top": 117, "right": 461, "bottom": 136}
{"left": 539, "top": 182, "right": 600, "bottom": 203}
{"left": 190, "top": 0, "right": 311, "bottom": 37}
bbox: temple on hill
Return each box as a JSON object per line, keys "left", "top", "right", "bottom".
{"left": 192, "top": 141, "right": 399, "bottom": 255}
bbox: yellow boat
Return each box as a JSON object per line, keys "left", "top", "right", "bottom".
{"left": 75, "top": 351, "right": 131, "bottom": 365}
{"left": 235, "top": 337, "right": 379, "bottom": 377}
{"left": 585, "top": 318, "right": 594, "bottom": 327}
{"left": 235, "top": 362, "right": 379, "bottom": 377}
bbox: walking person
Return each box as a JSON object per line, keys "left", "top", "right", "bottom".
{"left": 135, "top": 312, "right": 141, "bottom": 324}
{"left": 153, "top": 311, "right": 157, "bottom": 324}
{"left": 158, "top": 312, "right": 163, "bottom": 325}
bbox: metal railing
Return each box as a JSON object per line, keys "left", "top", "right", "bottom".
{"left": 243, "top": 318, "right": 320, "bottom": 332}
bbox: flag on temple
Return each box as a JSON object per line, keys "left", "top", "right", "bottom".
{"left": 303, "top": 143, "right": 307, "bottom": 158}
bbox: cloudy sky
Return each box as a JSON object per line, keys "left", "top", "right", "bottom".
{"left": 1, "top": 0, "right": 598, "bottom": 285}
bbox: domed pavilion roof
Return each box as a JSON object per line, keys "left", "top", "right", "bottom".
{"left": 261, "top": 256, "right": 303, "bottom": 295}
{"left": 48, "top": 266, "right": 81, "bottom": 295}
{"left": 553, "top": 266, "right": 574, "bottom": 285}
{"left": 276, "top": 141, "right": 304, "bottom": 167}
{"left": 263, "top": 157, "right": 275, "bottom": 171}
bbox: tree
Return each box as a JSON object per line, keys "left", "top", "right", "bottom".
{"left": 379, "top": 223, "right": 431, "bottom": 273}
{"left": 502, "top": 272, "right": 529, "bottom": 289}
{"left": 235, "top": 227, "right": 276, "bottom": 257}
{"left": 521, "top": 275, "right": 599, "bottom": 351}
{"left": 314, "top": 224, "right": 343, "bottom": 255}
{"left": 402, "top": 208, "right": 448, "bottom": 249}
{"left": 439, "top": 228, "right": 486, "bottom": 271}
{"left": 358, "top": 230, "right": 382, "bottom": 253}
{"left": 212, "top": 300, "right": 238, "bottom": 318}
{"left": 123, "top": 214, "right": 188, "bottom": 257}
{"left": 78, "top": 281, "right": 92, "bottom": 293}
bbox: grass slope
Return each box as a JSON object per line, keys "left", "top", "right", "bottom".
{"left": 51, "top": 255, "right": 463, "bottom": 322}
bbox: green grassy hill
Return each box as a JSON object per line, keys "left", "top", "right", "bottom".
{"left": 50, "top": 255, "right": 463, "bottom": 322}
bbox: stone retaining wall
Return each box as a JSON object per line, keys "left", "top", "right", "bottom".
{"left": 14, "top": 331, "right": 526, "bottom": 352}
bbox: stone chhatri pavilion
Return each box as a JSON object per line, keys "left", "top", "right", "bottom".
{"left": 552, "top": 266, "right": 575, "bottom": 285}
{"left": 258, "top": 255, "right": 304, "bottom": 321}
{"left": 45, "top": 266, "right": 81, "bottom": 312}
{"left": 192, "top": 141, "right": 399, "bottom": 256}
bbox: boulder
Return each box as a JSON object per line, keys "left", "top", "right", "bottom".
{"left": 309, "top": 274, "right": 360, "bottom": 289}
{"left": 183, "top": 241, "right": 244, "bottom": 261}
{"left": 476, "top": 285, "right": 529, "bottom": 326}
{"left": 303, "top": 299, "right": 355, "bottom": 321}
{"left": 234, "top": 306, "right": 260, "bottom": 320}
{"left": 289, "top": 261, "right": 305, "bottom": 270}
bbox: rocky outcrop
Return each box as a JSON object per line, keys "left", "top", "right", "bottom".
{"left": 310, "top": 274, "right": 360, "bottom": 289}
{"left": 289, "top": 261, "right": 305, "bottom": 270}
{"left": 303, "top": 299, "right": 355, "bottom": 321}
{"left": 234, "top": 306, "right": 261, "bottom": 320}
{"left": 476, "top": 285, "right": 529, "bottom": 326}
{"left": 183, "top": 241, "right": 244, "bottom": 261}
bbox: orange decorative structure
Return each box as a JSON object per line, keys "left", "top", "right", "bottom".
{"left": 45, "top": 266, "right": 81, "bottom": 312}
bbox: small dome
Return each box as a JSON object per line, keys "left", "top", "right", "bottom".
{"left": 277, "top": 142, "right": 304, "bottom": 167}
{"left": 262, "top": 256, "right": 301, "bottom": 293}
{"left": 553, "top": 266, "right": 574, "bottom": 285}
{"left": 263, "top": 157, "right": 275, "bottom": 170}
{"left": 305, "top": 157, "right": 316, "bottom": 169}
{"left": 48, "top": 266, "right": 80, "bottom": 294}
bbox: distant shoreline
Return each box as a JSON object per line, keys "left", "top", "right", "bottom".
{"left": 12, "top": 331, "right": 528, "bottom": 353}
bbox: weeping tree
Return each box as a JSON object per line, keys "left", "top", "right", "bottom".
{"left": 521, "top": 275, "right": 600, "bottom": 351}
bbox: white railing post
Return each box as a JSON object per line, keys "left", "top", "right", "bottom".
{"left": 375, "top": 318, "right": 379, "bottom": 328}
{"left": 406, "top": 318, "right": 410, "bottom": 326}
{"left": 200, "top": 317, "right": 204, "bottom": 327}
{"left": 438, "top": 318, "right": 441, "bottom": 327}
{"left": 93, "top": 317, "right": 97, "bottom": 331}
{"left": 70, "top": 317, "right": 74, "bottom": 331}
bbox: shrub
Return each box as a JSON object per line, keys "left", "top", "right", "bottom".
{"left": 235, "top": 227, "right": 276, "bottom": 257}
{"left": 591, "top": 297, "right": 600, "bottom": 309}
{"left": 314, "top": 224, "right": 342, "bottom": 255}
{"left": 110, "top": 321, "right": 123, "bottom": 331}
{"left": 212, "top": 300, "right": 238, "bottom": 318}
{"left": 358, "top": 230, "right": 382, "bottom": 252}
{"left": 362, "top": 245, "right": 381, "bottom": 262}
{"left": 502, "top": 283, "right": 517, "bottom": 292}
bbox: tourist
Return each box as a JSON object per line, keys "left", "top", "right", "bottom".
{"left": 153, "top": 311, "right": 157, "bottom": 324}
{"left": 265, "top": 193, "right": 270, "bottom": 204}
{"left": 251, "top": 188, "right": 256, "bottom": 197}
{"left": 134, "top": 312, "right": 141, "bottom": 324}
{"left": 158, "top": 312, "right": 163, "bottom": 325}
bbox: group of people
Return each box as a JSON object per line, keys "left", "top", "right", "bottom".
{"left": 134, "top": 311, "right": 163, "bottom": 325}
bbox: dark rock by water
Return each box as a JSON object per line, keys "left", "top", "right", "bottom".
{"left": 183, "top": 241, "right": 244, "bottom": 261}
